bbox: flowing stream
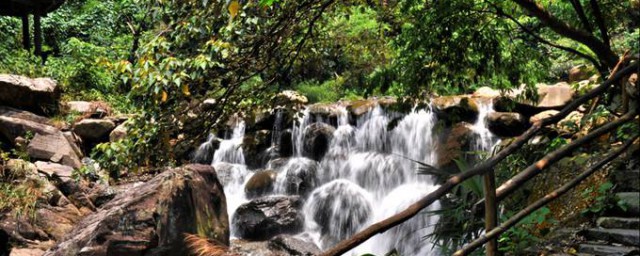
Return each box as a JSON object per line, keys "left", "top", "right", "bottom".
{"left": 195, "top": 99, "right": 499, "bottom": 255}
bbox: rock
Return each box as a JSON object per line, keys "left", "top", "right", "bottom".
{"left": 0, "top": 74, "right": 60, "bottom": 115}
{"left": 10, "top": 248, "right": 46, "bottom": 256}
{"left": 616, "top": 192, "right": 640, "bottom": 216}
{"left": 612, "top": 170, "right": 639, "bottom": 192}
{"left": 487, "top": 112, "right": 529, "bottom": 137}
{"left": 529, "top": 110, "right": 559, "bottom": 124}
{"left": 346, "top": 99, "right": 378, "bottom": 117}
{"left": 245, "top": 170, "right": 278, "bottom": 199}
{"left": 279, "top": 158, "right": 319, "bottom": 197}
{"left": 192, "top": 135, "right": 221, "bottom": 165}
{"left": 583, "top": 228, "right": 640, "bottom": 246}
{"left": 473, "top": 87, "right": 501, "bottom": 98}
{"left": 274, "top": 90, "right": 308, "bottom": 107}
{"left": 268, "top": 235, "right": 321, "bottom": 256}
{"left": 494, "top": 82, "right": 575, "bottom": 116}
{"left": 108, "top": 123, "right": 128, "bottom": 142}
{"left": 568, "top": 65, "right": 591, "bottom": 83}
{"left": 3, "top": 159, "right": 37, "bottom": 179}
{"left": 302, "top": 123, "right": 335, "bottom": 161}
{"left": 64, "top": 101, "right": 92, "bottom": 115}
{"left": 72, "top": 119, "right": 116, "bottom": 141}
{"left": 45, "top": 164, "right": 229, "bottom": 256}
{"left": 432, "top": 96, "right": 479, "bottom": 124}
{"left": 536, "top": 82, "right": 575, "bottom": 108}
{"left": 27, "top": 133, "right": 82, "bottom": 169}
{"left": 232, "top": 196, "right": 304, "bottom": 240}
{"left": 578, "top": 244, "right": 639, "bottom": 256}
{"left": 267, "top": 158, "right": 290, "bottom": 170}
{"left": 597, "top": 217, "right": 640, "bottom": 229}
{"left": 278, "top": 129, "right": 294, "bottom": 158}
{"left": 35, "top": 161, "right": 73, "bottom": 182}
{"left": 242, "top": 130, "right": 273, "bottom": 169}
{"left": 34, "top": 205, "right": 84, "bottom": 241}
{"left": 437, "top": 122, "right": 474, "bottom": 172}
{"left": 0, "top": 106, "right": 55, "bottom": 143}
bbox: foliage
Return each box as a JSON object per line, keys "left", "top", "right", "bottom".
{"left": 580, "top": 181, "right": 627, "bottom": 217}
{"left": 498, "top": 207, "right": 556, "bottom": 252}
{"left": 294, "top": 79, "right": 341, "bottom": 103}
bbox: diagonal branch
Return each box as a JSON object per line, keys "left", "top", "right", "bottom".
{"left": 455, "top": 134, "right": 639, "bottom": 255}
{"left": 569, "top": 0, "right": 594, "bottom": 34}
{"left": 319, "top": 62, "right": 638, "bottom": 256}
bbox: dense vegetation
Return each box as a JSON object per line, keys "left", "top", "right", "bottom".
{"left": 1, "top": 0, "right": 638, "bottom": 254}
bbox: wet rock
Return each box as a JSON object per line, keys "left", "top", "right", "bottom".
{"left": 267, "top": 158, "right": 290, "bottom": 170}
{"left": 243, "top": 130, "right": 273, "bottom": 169}
{"left": 192, "top": 135, "right": 221, "bottom": 165}
{"left": 302, "top": 123, "right": 335, "bottom": 161}
{"left": 278, "top": 129, "right": 294, "bottom": 158}
{"left": 432, "top": 96, "right": 479, "bottom": 124}
{"left": 487, "top": 112, "right": 529, "bottom": 137}
{"left": 72, "top": 119, "right": 116, "bottom": 142}
{"left": 245, "top": 170, "right": 278, "bottom": 199}
{"left": 45, "top": 164, "right": 229, "bottom": 256}
{"left": 232, "top": 195, "right": 304, "bottom": 241}
{"left": 268, "top": 235, "right": 321, "bottom": 256}
{"left": 346, "top": 99, "right": 377, "bottom": 117}
{"left": 274, "top": 90, "right": 308, "bottom": 107}
{"left": 280, "top": 158, "right": 319, "bottom": 197}
{"left": 437, "top": 122, "right": 474, "bottom": 172}
{"left": 0, "top": 74, "right": 60, "bottom": 115}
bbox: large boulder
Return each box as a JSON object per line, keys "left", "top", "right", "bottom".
{"left": 0, "top": 75, "right": 60, "bottom": 115}
{"left": 232, "top": 196, "right": 304, "bottom": 240}
{"left": 473, "top": 87, "right": 501, "bottom": 98}
{"left": 0, "top": 107, "right": 82, "bottom": 169}
{"left": 487, "top": 112, "right": 529, "bottom": 137}
{"left": 279, "top": 158, "right": 319, "bottom": 197}
{"left": 494, "top": 82, "right": 575, "bottom": 116}
{"left": 431, "top": 96, "right": 479, "bottom": 124}
{"left": 72, "top": 119, "right": 116, "bottom": 142}
{"left": 44, "top": 164, "right": 229, "bottom": 256}
{"left": 302, "top": 123, "right": 335, "bottom": 161}
{"left": 437, "top": 122, "right": 474, "bottom": 172}
{"left": 229, "top": 235, "right": 321, "bottom": 256}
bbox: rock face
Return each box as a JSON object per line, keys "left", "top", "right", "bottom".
{"left": 437, "top": 122, "right": 474, "bottom": 172}
{"left": 0, "top": 106, "right": 82, "bottom": 168}
{"left": 0, "top": 74, "right": 60, "bottom": 115}
{"left": 487, "top": 112, "right": 529, "bottom": 137}
{"left": 232, "top": 196, "right": 304, "bottom": 240}
{"left": 45, "top": 164, "right": 229, "bottom": 256}
{"left": 302, "top": 123, "right": 335, "bottom": 161}
{"left": 494, "top": 82, "right": 575, "bottom": 115}
{"left": 431, "top": 96, "right": 479, "bottom": 124}
{"left": 72, "top": 119, "right": 116, "bottom": 141}
{"left": 108, "top": 123, "right": 128, "bottom": 142}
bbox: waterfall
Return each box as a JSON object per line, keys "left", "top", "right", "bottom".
{"left": 193, "top": 99, "right": 500, "bottom": 255}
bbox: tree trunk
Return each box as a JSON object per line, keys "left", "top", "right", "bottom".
{"left": 33, "top": 14, "right": 42, "bottom": 57}
{"left": 21, "top": 15, "right": 30, "bottom": 51}
{"left": 483, "top": 170, "right": 498, "bottom": 256}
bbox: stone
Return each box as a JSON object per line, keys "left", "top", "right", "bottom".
{"left": 0, "top": 106, "right": 56, "bottom": 143}
{"left": 242, "top": 130, "right": 273, "bottom": 169}
{"left": 536, "top": 82, "right": 575, "bottom": 108}
{"left": 27, "top": 133, "right": 82, "bottom": 169}
{"left": 72, "top": 119, "right": 116, "bottom": 141}
{"left": 10, "top": 248, "right": 46, "bottom": 256}
{"left": 232, "top": 196, "right": 304, "bottom": 240}
{"left": 487, "top": 112, "right": 529, "bottom": 137}
{"left": 597, "top": 217, "right": 640, "bottom": 229}
{"left": 108, "top": 123, "right": 128, "bottom": 142}
{"left": 583, "top": 228, "right": 640, "bottom": 246}
{"left": 0, "top": 74, "right": 60, "bottom": 115}
{"left": 280, "top": 158, "right": 319, "bottom": 197}
{"left": 616, "top": 192, "right": 640, "bottom": 216}
{"left": 529, "top": 110, "right": 560, "bottom": 124}
{"left": 568, "top": 65, "right": 591, "bottom": 83}
{"left": 346, "top": 99, "right": 378, "bottom": 117}
{"left": 494, "top": 82, "right": 575, "bottom": 116}
{"left": 274, "top": 90, "right": 308, "bottom": 107}
{"left": 437, "top": 122, "right": 474, "bottom": 172}
{"left": 45, "top": 164, "right": 229, "bottom": 256}
{"left": 473, "top": 86, "right": 501, "bottom": 98}
{"left": 612, "top": 170, "right": 639, "bottom": 192}
{"left": 64, "top": 101, "right": 92, "bottom": 115}
{"left": 245, "top": 170, "right": 278, "bottom": 199}
{"left": 302, "top": 123, "right": 335, "bottom": 161}
{"left": 578, "top": 244, "right": 639, "bottom": 256}
{"left": 268, "top": 235, "right": 321, "bottom": 256}
{"left": 431, "top": 96, "right": 479, "bottom": 124}
{"left": 35, "top": 161, "right": 74, "bottom": 183}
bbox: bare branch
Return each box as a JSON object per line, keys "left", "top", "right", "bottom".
{"left": 589, "top": 0, "right": 610, "bottom": 47}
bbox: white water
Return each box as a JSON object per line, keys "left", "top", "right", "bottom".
{"left": 195, "top": 100, "right": 499, "bottom": 255}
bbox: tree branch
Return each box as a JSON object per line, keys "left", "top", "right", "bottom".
{"left": 454, "top": 134, "right": 639, "bottom": 255}
{"left": 569, "top": 0, "right": 594, "bottom": 34}
{"left": 319, "top": 62, "right": 638, "bottom": 256}
{"left": 509, "top": 0, "right": 617, "bottom": 69}
{"left": 589, "top": 0, "right": 610, "bottom": 48}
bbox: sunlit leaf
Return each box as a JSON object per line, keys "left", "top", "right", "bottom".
{"left": 161, "top": 90, "right": 168, "bottom": 102}
{"left": 182, "top": 84, "right": 191, "bottom": 96}
{"left": 228, "top": 0, "right": 240, "bottom": 19}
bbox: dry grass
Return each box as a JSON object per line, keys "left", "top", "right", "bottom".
{"left": 184, "top": 233, "right": 231, "bottom": 256}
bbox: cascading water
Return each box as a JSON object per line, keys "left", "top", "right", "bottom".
{"left": 194, "top": 99, "right": 499, "bottom": 255}
{"left": 472, "top": 99, "right": 500, "bottom": 153}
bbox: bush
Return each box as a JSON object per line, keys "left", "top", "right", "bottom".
{"left": 294, "top": 79, "right": 341, "bottom": 103}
